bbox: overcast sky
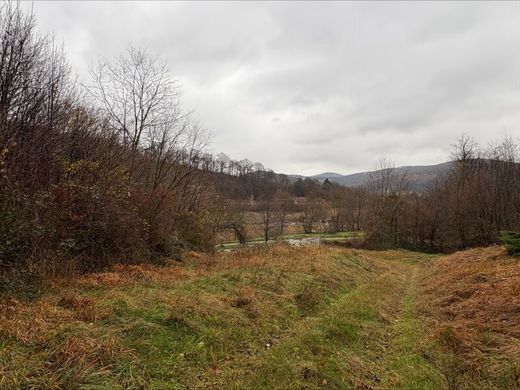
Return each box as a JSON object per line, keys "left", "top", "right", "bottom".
{"left": 32, "top": 1, "right": 519, "bottom": 175}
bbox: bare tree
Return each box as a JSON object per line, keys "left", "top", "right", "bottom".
{"left": 274, "top": 189, "right": 293, "bottom": 236}
{"left": 221, "top": 200, "right": 248, "bottom": 245}
{"left": 87, "top": 47, "right": 210, "bottom": 255}
{"left": 87, "top": 47, "right": 178, "bottom": 151}
{"left": 365, "top": 158, "right": 410, "bottom": 246}
{"left": 301, "top": 197, "right": 326, "bottom": 234}
{"left": 258, "top": 199, "right": 275, "bottom": 242}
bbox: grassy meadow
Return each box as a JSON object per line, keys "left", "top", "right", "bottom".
{"left": 0, "top": 245, "right": 518, "bottom": 389}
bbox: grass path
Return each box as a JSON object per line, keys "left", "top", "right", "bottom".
{"left": 377, "top": 263, "right": 445, "bottom": 389}
{"left": 240, "top": 251, "right": 447, "bottom": 389}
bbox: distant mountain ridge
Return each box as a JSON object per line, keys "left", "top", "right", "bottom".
{"left": 290, "top": 161, "right": 455, "bottom": 192}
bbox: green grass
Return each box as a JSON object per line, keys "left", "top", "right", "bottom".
{"left": 101, "top": 248, "right": 374, "bottom": 388}
{"left": 1, "top": 246, "right": 517, "bottom": 389}
{"left": 379, "top": 267, "right": 445, "bottom": 389}
{"left": 245, "top": 271, "right": 404, "bottom": 389}
{"left": 500, "top": 231, "right": 520, "bottom": 256}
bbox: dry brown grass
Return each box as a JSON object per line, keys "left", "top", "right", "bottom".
{"left": 422, "top": 246, "right": 520, "bottom": 343}
{"left": 0, "top": 293, "right": 115, "bottom": 348}
{"left": 1, "top": 245, "right": 313, "bottom": 347}
{"left": 421, "top": 246, "right": 520, "bottom": 387}
{"left": 0, "top": 297, "right": 73, "bottom": 345}
{"left": 58, "top": 292, "right": 112, "bottom": 322}
{"left": 77, "top": 260, "right": 201, "bottom": 289}
{"left": 80, "top": 244, "right": 371, "bottom": 291}
{"left": 46, "top": 335, "right": 136, "bottom": 381}
{"left": 229, "top": 286, "right": 259, "bottom": 319}
{"left": 196, "top": 244, "right": 366, "bottom": 277}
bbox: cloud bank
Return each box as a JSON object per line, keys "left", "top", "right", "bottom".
{"left": 32, "top": 2, "right": 520, "bottom": 175}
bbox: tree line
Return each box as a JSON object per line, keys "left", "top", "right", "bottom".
{"left": 207, "top": 136, "right": 520, "bottom": 251}
{"left": 0, "top": 3, "right": 518, "bottom": 291}
{"left": 390, "top": 135, "right": 520, "bottom": 251}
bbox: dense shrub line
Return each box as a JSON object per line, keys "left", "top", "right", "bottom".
{"left": 0, "top": 3, "right": 213, "bottom": 280}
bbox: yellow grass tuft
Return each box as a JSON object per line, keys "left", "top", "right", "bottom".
{"left": 58, "top": 292, "right": 112, "bottom": 322}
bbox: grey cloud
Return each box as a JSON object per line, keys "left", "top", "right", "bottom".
{"left": 32, "top": 1, "right": 520, "bottom": 175}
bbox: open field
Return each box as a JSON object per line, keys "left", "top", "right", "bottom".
{"left": 1, "top": 245, "right": 519, "bottom": 389}
{"left": 215, "top": 212, "right": 308, "bottom": 244}
{"left": 216, "top": 231, "right": 364, "bottom": 250}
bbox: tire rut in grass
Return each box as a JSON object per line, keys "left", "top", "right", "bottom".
{"left": 242, "top": 265, "right": 411, "bottom": 389}
{"left": 377, "top": 264, "right": 445, "bottom": 390}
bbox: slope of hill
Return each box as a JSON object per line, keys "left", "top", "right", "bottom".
{"left": 2, "top": 245, "right": 517, "bottom": 389}
{"left": 311, "top": 172, "right": 346, "bottom": 181}
{"left": 307, "top": 161, "right": 455, "bottom": 192}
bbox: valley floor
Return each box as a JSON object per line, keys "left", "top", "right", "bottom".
{"left": 0, "top": 245, "right": 518, "bottom": 389}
